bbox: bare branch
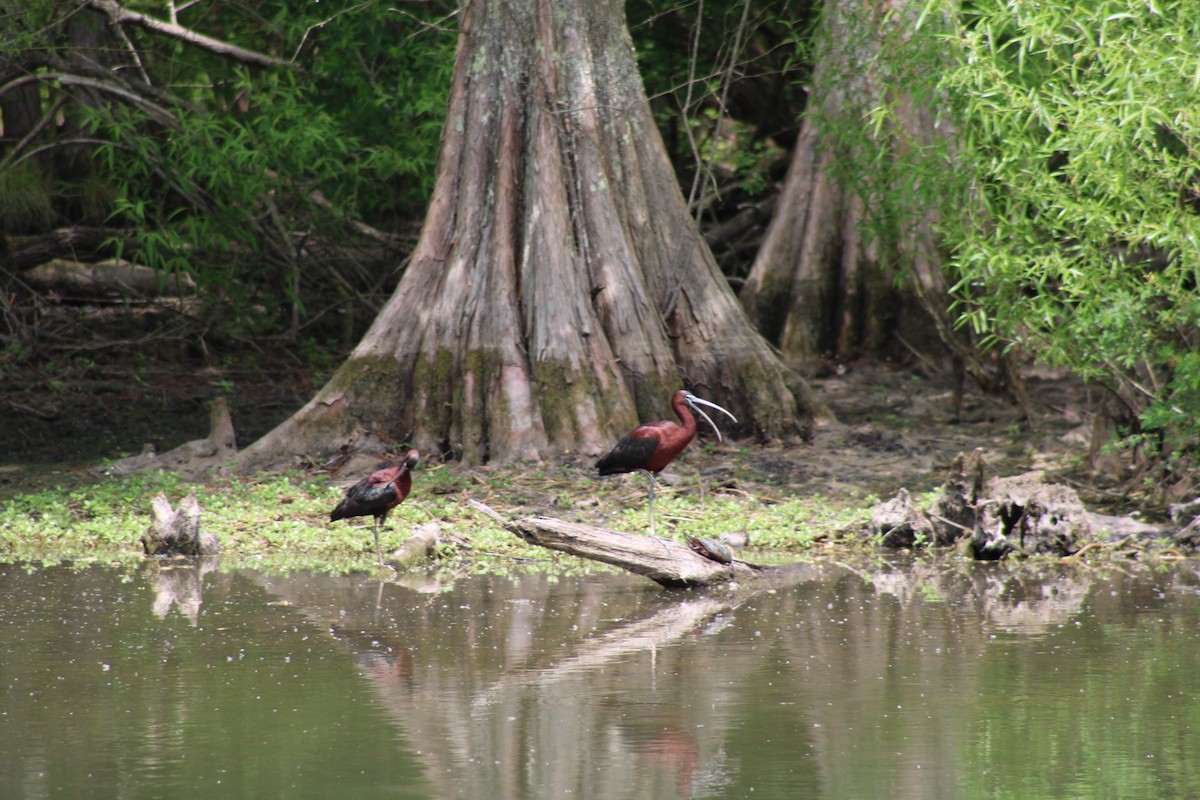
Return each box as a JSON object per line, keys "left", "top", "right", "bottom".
{"left": 0, "top": 72, "right": 179, "bottom": 127}
{"left": 289, "top": 0, "right": 376, "bottom": 64}
{"left": 0, "top": 97, "right": 68, "bottom": 174}
{"left": 308, "top": 190, "right": 403, "bottom": 245}
{"left": 86, "top": 0, "right": 287, "bottom": 68}
{"left": 108, "top": 11, "right": 153, "bottom": 85}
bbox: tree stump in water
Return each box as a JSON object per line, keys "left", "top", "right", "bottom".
{"left": 388, "top": 523, "right": 444, "bottom": 568}
{"left": 141, "top": 491, "right": 220, "bottom": 556}
{"left": 927, "top": 449, "right": 988, "bottom": 546}
{"left": 869, "top": 488, "right": 936, "bottom": 548}
{"left": 970, "top": 471, "right": 1091, "bottom": 559}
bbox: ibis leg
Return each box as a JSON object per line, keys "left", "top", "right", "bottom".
{"left": 639, "top": 469, "right": 666, "bottom": 547}
{"left": 372, "top": 520, "right": 384, "bottom": 567}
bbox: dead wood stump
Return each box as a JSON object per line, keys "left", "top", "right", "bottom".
{"left": 389, "top": 523, "right": 444, "bottom": 567}
{"left": 865, "top": 450, "right": 1092, "bottom": 559}
{"left": 105, "top": 397, "right": 237, "bottom": 479}
{"left": 927, "top": 449, "right": 987, "bottom": 545}
{"left": 141, "top": 491, "right": 220, "bottom": 556}
{"left": 868, "top": 488, "right": 936, "bottom": 547}
{"left": 970, "top": 470, "right": 1091, "bottom": 559}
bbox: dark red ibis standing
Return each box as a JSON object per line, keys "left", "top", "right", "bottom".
{"left": 330, "top": 449, "right": 420, "bottom": 566}
{"left": 596, "top": 390, "right": 736, "bottom": 538}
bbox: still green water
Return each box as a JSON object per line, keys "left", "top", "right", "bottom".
{"left": 1, "top": 558, "right": 1198, "bottom": 799}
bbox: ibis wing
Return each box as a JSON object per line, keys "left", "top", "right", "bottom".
{"left": 596, "top": 434, "right": 661, "bottom": 476}
{"left": 330, "top": 477, "right": 399, "bottom": 521}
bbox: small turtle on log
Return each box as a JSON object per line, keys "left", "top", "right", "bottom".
{"left": 688, "top": 536, "right": 734, "bottom": 564}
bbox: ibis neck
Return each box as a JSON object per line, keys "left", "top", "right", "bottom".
{"left": 673, "top": 396, "right": 697, "bottom": 437}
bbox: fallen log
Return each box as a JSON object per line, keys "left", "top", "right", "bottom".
{"left": 7, "top": 226, "right": 136, "bottom": 272}
{"left": 23, "top": 257, "right": 196, "bottom": 298}
{"left": 508, "top": 516, "right": 765, "bottom": 589}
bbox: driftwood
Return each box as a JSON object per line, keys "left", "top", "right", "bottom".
{"left": 141, "top": 490, "right": 220, "bottom": 556}
{"left": 466, "top": 500, "right": 797, "bottom": 589}
{"left": 506, "top": 514, "right": 766, "bottom": 589}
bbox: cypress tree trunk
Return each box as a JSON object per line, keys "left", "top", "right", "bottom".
{"left": 738, "top": 0, "right": 977, "bottom": 380}
{"left": 239, "top": 0, "right": 826, "bottom": 471}
{"left": 739, "top": 0, "right": 915, "bottom": 371}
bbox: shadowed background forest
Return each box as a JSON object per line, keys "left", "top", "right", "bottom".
{"left": 1, "top": 0, "right": 1196, "bottom": 504}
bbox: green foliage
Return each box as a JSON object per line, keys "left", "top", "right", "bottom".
{"left": 0, "top": 162, "right": 52, "bottom": 233}
{"left": 929, "top": 0, "right": 1200, "bottom": 464}
{"left": 825, "top": 0, "right": 1199, "bottom": 476}
{"left": 7, "top": 0, "right": 455, "bottom": 336}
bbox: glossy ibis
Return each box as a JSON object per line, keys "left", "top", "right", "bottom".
{"left": 330, "top": 449, "right": 420, "bottom": 566}
{"left": 596, "top": 390, "right": 736, "bottom": 538}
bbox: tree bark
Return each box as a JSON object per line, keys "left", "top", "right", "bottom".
{"left": 739, "top": 0, "right": 1027, "bottom": 406}
{"left": 238, "top": 0, "right": 827, "bottom": 471}
{"left": 739, "top": 0, "right": 913, "bottom": 370}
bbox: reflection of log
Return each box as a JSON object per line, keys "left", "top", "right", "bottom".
{"left": 509, "top": 516, "right": 765, "bottom": 588}
{"left": 473, "top": 595, "right": 734, "bottom": 707}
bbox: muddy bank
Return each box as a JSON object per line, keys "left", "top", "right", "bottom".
{"left": 1, "top": 348, "right": 1108, "bottom": 515}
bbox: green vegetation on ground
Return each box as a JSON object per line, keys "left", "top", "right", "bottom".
{"left": 0, "top": 464, "right": 866, "bottom": 573}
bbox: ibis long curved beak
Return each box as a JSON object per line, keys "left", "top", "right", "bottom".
{"left": 684, "top": 393, "right": 738, "bottom": 443}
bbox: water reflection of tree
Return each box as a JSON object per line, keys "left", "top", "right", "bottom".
{"left": 250, "top": 559, "right": 1195, "bottom": 799}
{"left": 254, "top": 571, "right": 755, "bottom": 797}
{"left": 145, "top": 557, "right": 220, "bottom": 625}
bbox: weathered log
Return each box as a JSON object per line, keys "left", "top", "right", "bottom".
{"left": 23, "top": 257, "right": 196, "bottom": 298}
{"left": 388, "top": 523, "right": 443, "bottom": 568}
{"left": 141, "top": 490, "right": 220, "bottom": 556}
{"left": 509, "top": 516, "right": 763, "bottom": 589}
